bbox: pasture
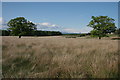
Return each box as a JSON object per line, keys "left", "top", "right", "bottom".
{"left": 2, "top": 36, "right": 119, "bottom": 78}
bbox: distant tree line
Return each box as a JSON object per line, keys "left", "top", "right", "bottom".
{"left": 34, "top": 30, "right": 62, "bottom": 36}
{"left": 1, "top": 29, "right": 62, "bottom": 36}
{"left": 1, "top": 30, "right": 11, "bottom": 36}
{"left": 79, "top": 33, "right": 91, "bottom": 37}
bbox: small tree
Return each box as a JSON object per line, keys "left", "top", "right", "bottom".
{"left": 87, "top": 16, "right": 116, "bottom": 39}
{"left": 7, "top": 17, "right": 37, "bottom": 38}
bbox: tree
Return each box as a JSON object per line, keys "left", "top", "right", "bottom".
{"left": 7, "top": 17, "right": 37, "bottom": 38}
{"left": 87, "top": 16, "right": 116, "bottom": 39}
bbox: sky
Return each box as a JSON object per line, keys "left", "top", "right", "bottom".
{"left": 1, "top": 2, "right": 118, "bottom": 33}
{"left": 1, "top": 0, "right": 120, "bottom": 2}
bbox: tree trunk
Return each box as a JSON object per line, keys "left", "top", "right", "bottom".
{"left": 99, "top": 36, "right": 101, "bottom": 39}
{"left": 19, "top": 35, "right": 21, "bottom": 38}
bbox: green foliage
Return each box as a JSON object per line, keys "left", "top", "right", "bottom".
{"left": 34, "top": 30, "right": 62, "bottom": 36}
{"left": 0, "top": 30, "right": 10, "bottom": 36}
{"left": 87, "top": 16, "right": 116, "bottom": 39}
{"left": 7, "top": 17, "right": 37, "bottom": 36}
{"left": 1, "top": 29, "right": 62, "bottom": 36}
{"left": 79, "top": 33, "right": 91, "bottom": 37}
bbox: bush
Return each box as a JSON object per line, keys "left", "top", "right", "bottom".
{"left": 1, "top": 30, "right": 11, "bottom": 36}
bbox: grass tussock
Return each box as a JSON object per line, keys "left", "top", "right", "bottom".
{"left": 2, "top": 36, "right": 119, "bottom": 78}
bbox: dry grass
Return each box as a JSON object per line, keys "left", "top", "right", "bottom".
{"left": 2, "top": 36, "right": 119, "bottom": 78}
{"left": 0, "top": 36, "right": 2, "bottom": 79}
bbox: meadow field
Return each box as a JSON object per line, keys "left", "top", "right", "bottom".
{"left": 2, "top": 36, "right": 119, "bottom": 78}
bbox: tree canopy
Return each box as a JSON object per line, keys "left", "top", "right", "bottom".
{"left": 87, "top": 16, "right": 116, "bottom": 39}
{"left": 7, "top": 17, "right": 37, "bottom": 37}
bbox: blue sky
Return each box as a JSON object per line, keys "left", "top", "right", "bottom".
{"left": 1, "top": 0, "right": 120, "bottom": 2}
{"left": 1, "top": 2, "right": 118, "bottom": 33}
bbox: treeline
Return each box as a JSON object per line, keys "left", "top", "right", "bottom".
{"left": 0, "top": 30, "right": 62, "bottom": 36}
{"left": 1, "top": 30, "right": 11, "bottom": 36}
{"left": 63, "top": 33, "right": 91, "bottom": 37}
{"left": 1, "top": 29, "right": 120, "bottom": 37}
{"left": 34, "top": 30, "right": 62, "bottom": 36}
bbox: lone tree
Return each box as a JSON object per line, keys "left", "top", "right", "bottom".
{"left": 87, "top": 16, "right": 116, "bottom": 39}
{"left": 7, "top": 17, "right": 37, "bottom": 38}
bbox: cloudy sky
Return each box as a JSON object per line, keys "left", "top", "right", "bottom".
{"left": 1, "top": 2, "right": 118, "bottom": 33}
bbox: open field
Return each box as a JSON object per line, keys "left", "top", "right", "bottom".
{"left": 2, "top": 36, "right": 119, "bottom": 78}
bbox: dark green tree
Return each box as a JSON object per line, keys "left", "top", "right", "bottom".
{"left": 87, "top": 16, "right": 116, "bottom": 39}
{"left": 7, "top": 17, "right": 37, "bottom": 38}
{"left": 1, "top": 30, "right": 10, "bottom": 36}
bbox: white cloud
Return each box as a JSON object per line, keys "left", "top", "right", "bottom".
{"left": 36, "top": 22, "right": 80, "bottom": 33}
{"left": 0, "top": 17, "right": 3, "bottom": 24}
{"left": 62, "top": 27, "right": 93, "bottom": 33}
{"left": 36, "top": 22, "right": 61, "bottom": 31}
{"left": 40, "top": 22, "right": 49, "bottom": 26}
{"left": 79, "top": 27, "right": 93, "bottom": 33}
{"left": 36, "top": 22, "right": 93, "bottom": 33}
{"left": 63, "top": 28, "right": 80, "bottom": 33}
{"left": 0, "top": 17, "right": 8, "bottom": 29}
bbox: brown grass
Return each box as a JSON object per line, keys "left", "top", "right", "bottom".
{"left": 2, "top": 36, "right": 119, "bottom": 78}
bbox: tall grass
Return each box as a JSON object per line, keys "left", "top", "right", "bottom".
{"left": 2, "top": 36, "right": 119, "bottom": 78}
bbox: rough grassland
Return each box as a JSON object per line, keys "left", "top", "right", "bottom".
{"left": 2, "top": 36, "right": 119, "bottom": 78}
